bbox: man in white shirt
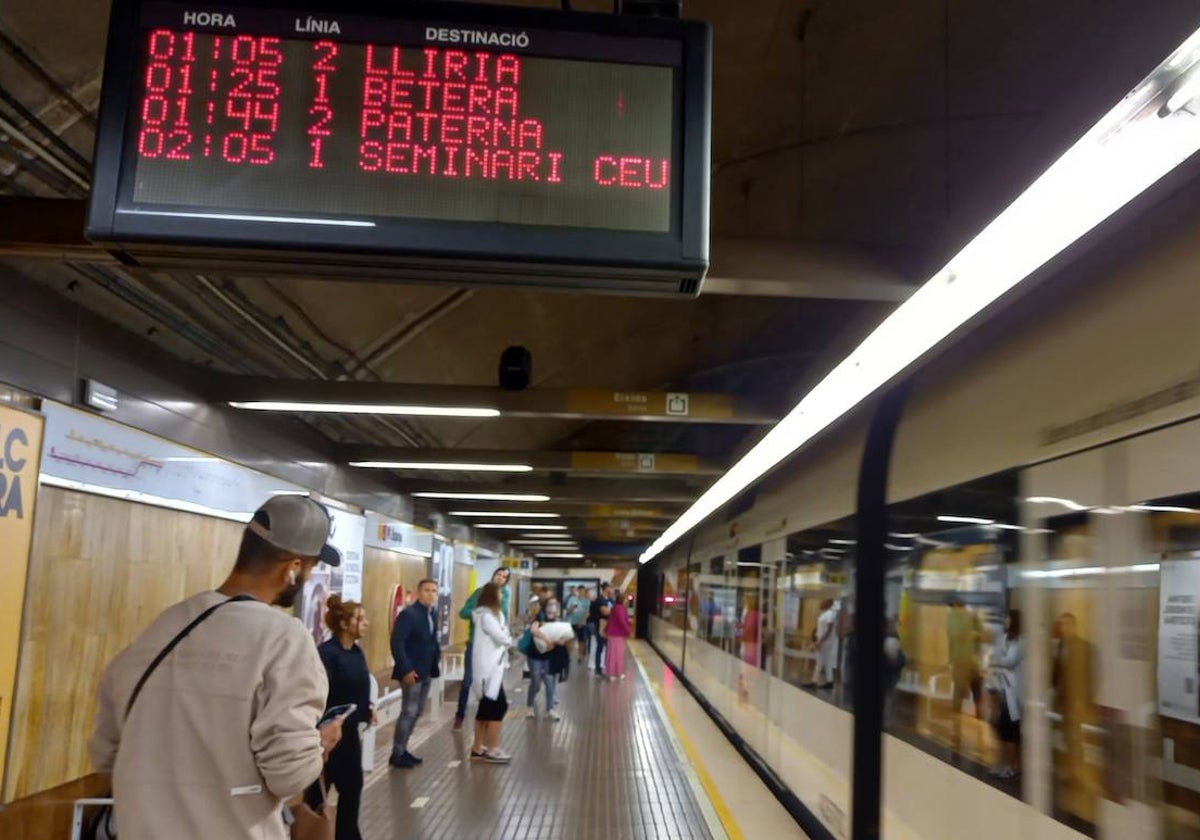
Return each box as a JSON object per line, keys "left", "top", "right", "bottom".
{"left": 89, "top": 495, "right": 344, "bottom": 840}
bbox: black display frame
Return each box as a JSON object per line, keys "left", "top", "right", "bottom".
{"left": 86, "top": 0, "right": 712, "bottom": 293}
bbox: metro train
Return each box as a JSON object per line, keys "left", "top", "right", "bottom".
{"left": 643, "top": 141, "right": 1200, "bottom": 840}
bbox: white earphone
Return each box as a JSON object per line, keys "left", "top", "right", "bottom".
{"left": 289, "top": 569, "right": 298, "bottom": 586}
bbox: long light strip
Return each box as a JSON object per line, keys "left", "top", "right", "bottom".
{"left": 414, "top": 492, "right": 551, "bottom": 502}
{"left": 350, "top": 461, "right": 532, "bottom": 472}
{"left": 642, "top": 28, "right": 1200, "bottom": 565}
{"left": 535, "top": 553, "right": 585, "bottom": 559}
{"left": 449, "top": 511, "right": 561, "bottom": 518}
{"left": 232, "top": 401, "right": 499, "bottom": 417}
{"left": 477, "top": 523, "right": 569, "bottom": 530}
{"left": 120, "top": 208, "right": 377, "bottom": 227}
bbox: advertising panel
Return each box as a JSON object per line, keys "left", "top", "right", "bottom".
{"left": 0, "top": 404, "right": 43, "bottom": 800}
{"left": 1159, "top": 558, "right": 1200, "bottom": 724}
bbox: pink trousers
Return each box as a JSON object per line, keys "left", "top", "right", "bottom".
{"left": 605, "top": 636, "right": 627, "bottom": 676}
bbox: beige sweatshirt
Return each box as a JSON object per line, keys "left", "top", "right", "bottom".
{"left": 89, "top": 591, "right": 328, "bottom": 840}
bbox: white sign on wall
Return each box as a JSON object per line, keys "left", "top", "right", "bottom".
{"left": 328, "top": 507, "right": 366, "bottom": 602}
{"left": 39, "top": 400, "right": 310, "bottom": 520}
{"left": 364, "top": 512, "right": 434, "bottom": 558}
{"left": 1159, "top": 558, "right": 1200, "bottom": 725}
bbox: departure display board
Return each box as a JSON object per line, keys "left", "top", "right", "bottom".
{"left": 131, "top": 18, "right": 675, "bottom": 231}
{"left": 87, "top": 1, "right": 712, "bottom": 295}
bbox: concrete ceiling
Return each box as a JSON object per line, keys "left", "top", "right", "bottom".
{"left": 2, "top": 0, "right": 1200, "bottom": 562}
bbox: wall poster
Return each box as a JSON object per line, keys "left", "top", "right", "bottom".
{"left": 0, "top": 404, "right": 44, "bottom": 801}
{"left": 1159, "top": 557, "right": 1200, "bottom": 725}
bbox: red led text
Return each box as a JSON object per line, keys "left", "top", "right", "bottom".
{"left": 593, "top": 155, "right": 669, "bottom": 190}
{"left": 358, "top": 47, "right": 564, "bottom": 182}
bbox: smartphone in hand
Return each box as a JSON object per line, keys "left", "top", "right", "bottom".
{"left": 318, "top": 703, "right": 357, "bottom": 727}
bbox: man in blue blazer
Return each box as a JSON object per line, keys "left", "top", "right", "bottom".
{"left": 389, "top": 579, "right": 441, "bottom": 768}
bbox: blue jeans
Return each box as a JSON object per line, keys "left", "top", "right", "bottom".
{"left": 593, "top": 624, "right": 607, "bottom": 673}
{"left": 527, "top": 657, "right": 556, "bottom": 711}
{"left": 391, "top": 676, "right": 432, "bottom": 759}
{"left": 455, "top": 641, "right": 473, "bottom": 720}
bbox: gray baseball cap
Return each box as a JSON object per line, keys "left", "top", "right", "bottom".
{"left": 247, "top": 495, "right": 341, "bottom": 566}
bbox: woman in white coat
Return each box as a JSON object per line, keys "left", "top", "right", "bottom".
{"left": 988, "top": 609, "right": 1023, "bottom": 780}
{"left": 469, "top": 582, "right": 513, "bottom": 763}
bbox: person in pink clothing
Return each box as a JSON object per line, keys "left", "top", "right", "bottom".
{"left": 603, "top": 591, "right": 633, "bottom": 680}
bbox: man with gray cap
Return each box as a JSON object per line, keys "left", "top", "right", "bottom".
{"left": 90, "top": 495, "right": 345, "bottom": 840}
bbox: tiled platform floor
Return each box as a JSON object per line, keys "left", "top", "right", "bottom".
{"left": 359, "top": 655, "right": 716, "bottom": 840}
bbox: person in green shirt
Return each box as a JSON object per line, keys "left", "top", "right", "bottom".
{"left": 454, "top": 568, "right": 511, "bottom": 729}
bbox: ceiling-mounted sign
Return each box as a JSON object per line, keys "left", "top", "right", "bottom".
{"left": 565, "top": 390, "right": 733, "bottom": 418}
{"left": 569, "top": 450, "right": 701, "bottom": 474}
{"left": 87, "top": 0, "right": 711, "bottom": 296}
{"left": 588, "top": 504, "right": 669, "bottom": 519}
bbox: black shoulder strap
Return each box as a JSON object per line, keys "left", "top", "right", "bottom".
{"left": 123, "top": 594, "right": 256, "bottom": 720}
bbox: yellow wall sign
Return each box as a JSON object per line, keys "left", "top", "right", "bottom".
{"left": 0, "top": 404, "right": 43, "bottom": 801}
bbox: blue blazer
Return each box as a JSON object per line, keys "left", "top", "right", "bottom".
{"left": 391, "top": 602, "right": 442, "bottom": 682}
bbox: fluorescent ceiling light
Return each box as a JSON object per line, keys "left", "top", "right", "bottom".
{"left": 829, "top": 539, "right": 858, "bottom": 545}
{"left": 477, "top": 523, "right": 569, "bottom": 530}
{"left": 1026, "top": 496, "right": 1089, "bottom": 511}
{"left": 522, "top": 532, "right": 575, "bottom": 538}
{"left": 640, "top": 29, "right": 1200, "bottom": 566}
{"left": 350, "top": 461, "right": 532, "bottom": 472}
{"left": 449, "top": 511, "right": 561, "bottom": 518}
{"left": 536, "top": 553, "right": 585, "bottom": 559}
{"left": 230, "top": 400, "right": 499, "bottom": 418}
{"left": 414, "top": 492, "right": 551, "bottom": 502}
{"left": 937, "top": 515, "right": 995, "bottom": 525}
{"left": 888, "top": 532, "right": 920, "bottom": 539}
{"left": 1023, "top": 566, "right": 1107, "bottom": 579}
{"left": 1128, "top": 503, "right": 1200, "bottom": 514}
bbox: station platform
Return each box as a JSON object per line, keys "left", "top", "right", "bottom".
{"left": 356, "top": 641, "right": 799, "bottom": 840}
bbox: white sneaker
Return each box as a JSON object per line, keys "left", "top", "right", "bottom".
{"left": 483, "top": 749, "right": 511, "bottom": 764}
{"left": 547, "top": 709, "right": 561, "bottom": 721}
{"left": 526, "top": 708, "right": 538, "bottom": 720}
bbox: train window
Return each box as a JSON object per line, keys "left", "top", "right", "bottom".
{"left": 1130, "top": 491, "right": 1200, "bottom": 840}
{"left": 776, "top": 518, "right": 858, "bottom": 707}
{"left": 883, "top": 470, "right": 1023, "bottom": 798}
{"left": 1036, "top": 511, "right": 1105, "bottom": 835}
{"left": 733, "top": 545, "right": 769, "bottom": 670}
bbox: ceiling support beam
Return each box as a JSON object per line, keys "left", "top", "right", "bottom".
{"left": 0, "top": 197, "right": 112, "bottom": 261}
{"left": 399, "top": 477, "right": 704, "bottom": 504}
{"left": 216, "top": 376, "right": 779, "bottom": 424}
{"left": 343, "top": 447, "right": 725, "bottom": 476}
{"left": 703, "top": 237, "right": 919, "bottom": 301}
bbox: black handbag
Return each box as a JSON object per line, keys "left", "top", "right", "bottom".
{"left": 85, "top": 595, "right": 254, "bottom": 839}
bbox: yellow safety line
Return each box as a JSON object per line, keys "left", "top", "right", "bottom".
{"left": 631, "top": 647, "right": 746, "bottom": 840}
